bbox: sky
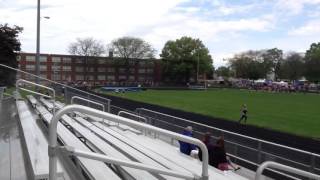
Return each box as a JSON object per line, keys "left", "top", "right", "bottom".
{"left": 1, "top": 0, "right": 320, "bottom": 67}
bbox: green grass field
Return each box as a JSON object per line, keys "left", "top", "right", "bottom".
{"left": 104, "top": 89, "right": 320, "bottom": 139}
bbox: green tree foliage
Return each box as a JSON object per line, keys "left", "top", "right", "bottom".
{"left": 160, "top": 36, "right": 213, "bottom": 83}
{"left": 0, "top": 24, "right": 23, "bottom": 86}
{"left": 228, "top": 48, "right": 284, "bottom": 80}
{"left": 279, "top": 52, "right": 304, "bottom": 80}
{"left": 215, "top": 66, "right": 231, "bottom": 78}
{"left": 109, "top": 36, "right": 156, "bottom": 59}
{"left": 109, "top": 36, "right": 156, "bottom": 80}
{"left": 262, "top": 48, "right": 283, "bottom": 80}
{"left": 305, "top": 42, "right": 320, "bottom": 82}
{"left": 229, "top": 53, "right": 264, "bottom": 79}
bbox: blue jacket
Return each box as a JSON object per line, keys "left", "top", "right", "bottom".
{"left": 179, "top": 130, "right": 196, "bottom": 155}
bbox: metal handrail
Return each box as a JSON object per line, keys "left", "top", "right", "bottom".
{"left": 49, "top": 105, "right": 209, "bottom": 180}
{"left": 118, "top": 111, "right": 147, "bottom": 123}
{"left": 71, "top": 96, "right": 105, "bottom": 112}
{"left": 255, "top": 161, "right": 320, "bottom": 180}
{"left": 16, "top": 79, "right": 56, "bottom": 115}
{"left": 118, "top": 110, "right": 148, "bottom": 134}
{"left": 0, "top": 63, "right": 111, "bottom": 111}
{"left": 136, "top": 108, "right": 320, "bottom": 158}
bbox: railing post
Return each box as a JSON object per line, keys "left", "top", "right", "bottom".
{"left": 310, "top": 155, "right": 315, "bottom": 173}
{"left": 257, "top": 141, "right": 262, "bottom": 164}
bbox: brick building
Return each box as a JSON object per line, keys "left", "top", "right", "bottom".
{"left": 17, "top": 53, "right": 162, "bottom": 86}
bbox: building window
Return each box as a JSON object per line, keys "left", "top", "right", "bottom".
{"left": 52, "top": 65, "right": 60, "bottom": 71}
{"left": 76, "top": 75, "right": 84, "bottom": 80}
{"left": 107, "top": 75, "right": 115, "bottom": 80}
{"left": 26, "top": 65, "right": 35, "bottom": 70}
{"left": 87, "top": 75, "right": 94, "bottom": 80}
{"left": 98, "top": 67, "right": 106, "bottom": 72}
{"left": 129, "top": 68, "right": 135, "bottom": 73}
{"left": 107, "top": 68, "right": 115, "bottom": 73}
{"left": 63, "top": 57, "right": 72, "bottom": 63}
{"left": 129, "top": 75, "right": 135, "bottom": 80}
{"left": 26, "top": 56, "right": 35, "bottom": 62}
{"left": 52, "top": 57, "right": 61, "bottom": 63}
{"left": 40, "top": 74, "right": 47, "bottom": 79}
{"left": 97, "top": 75, "right": 106, "bottom": 80}
{"left": 75, "top": 67, "right": 84, "bottom": 72}
{"left": 62, "top": 66, "right": 71, "bottom": 71}
{"left": 98, "top": 59, "right": 106, "bottom": 64}
{"left": 138, "top": 76, "right": 145, "bottom": 81}
{"left": 147, "top": 68, "right": 154, "bottom": 73}
{"left": 75, "top": 59, "right": 83, "bottom": 63}
{"left": 87, "top": 67, "right": 94, "bottom": 72}
{"left": 139, "top": 61, "right": 146, "bottom": 66}
{"left": 40, "top": 56, "right": 47, "bottom": 62}
{"left": 138, "top": 69, "right": 146, "bottom": 73}
{"left": 40, "top": 65, "right": 47, "bottom": 71}
{"left": 52, "top": 74, "right": 61, "bottom": 80}
{"left": 119, "top": 75, "right": 126, "bottom": 80}
{"left": 119, "top": 68, "right": 126, "bottom": 73}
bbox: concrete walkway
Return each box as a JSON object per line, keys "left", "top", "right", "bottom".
{"left": 0, "top": 98, "right": 28, "bottom": 180}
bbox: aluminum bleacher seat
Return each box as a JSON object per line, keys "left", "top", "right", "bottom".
{"left": 60, "top": 114, "right": 162, "bottom": 180}
{"left": 16, "top": 100, "right": 64, "bottom": 180}
{"left": 32, "top": 98, "right": 122, "bottom": 180}
{"left": 26, "top": 95, "right": 37, "bottom": 108}
{"left": 116, "top": 129, "right": 248, "bottom": 180}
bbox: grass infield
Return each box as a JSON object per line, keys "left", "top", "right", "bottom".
{"left": 104, "top": 89, "right": 320, "bottom": 139}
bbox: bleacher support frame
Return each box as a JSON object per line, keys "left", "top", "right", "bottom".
{"left": 255, "top": 161, "right": 320, "bottom": 180}
{"left": 48, "top": 104, "right": 209, "bottom": 180}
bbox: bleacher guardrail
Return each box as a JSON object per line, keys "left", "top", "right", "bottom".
{"left": 255, "top": 161, "right": 320, "bottom": 180}
{"left": 0, "top": 63, "right": 111, "bottom": 112}
{"left": 49, "top": 104, "right": 209, "bottom": 180}
{"left": 16, "top": 79, "right": 56, "bottom": 115}
{"left": 135, "top": 108, "right": 320, "bottom": 179}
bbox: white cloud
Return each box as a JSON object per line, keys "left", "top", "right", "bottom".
{"left": 275, "top": 0, "right": 320, "bottom": 15}
{"left": 289, "top": 20, "right": 320, "bottom": 36}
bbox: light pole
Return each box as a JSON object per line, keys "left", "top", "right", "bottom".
{"left": 36, "top": 0, "right": 49, "bottom": 85}
{"left": 36, "top": 0, "right": 40, "bottom": 85}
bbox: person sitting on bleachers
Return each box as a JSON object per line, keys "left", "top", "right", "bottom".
{"left": 179, "top": 126, "right": 196, "bottom": 155}
{"left": 198, "top": 132, "right": 215, "bottom": 166}
{"left": 213, "top": 136, "right": 240, "bottom": 171}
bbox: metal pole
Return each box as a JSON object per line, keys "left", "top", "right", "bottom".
{"left": 36, "top": 0, "right": 40, "bottom": 85}
{"left": 197, "top": 52, "right": 199, "bottom": 83}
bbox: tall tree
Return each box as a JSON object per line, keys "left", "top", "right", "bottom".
{"left": 304, "top": 42, "right": 320, "bottom": 82}
{"left": 262, "top": 48, "right": 283, "bottom": 80}
{"left": 109, "top": 36, "right": 156, "bottom": 59}
{"left": 279, "top": 52, "right": 304, "bottom": 80}
{"left": 109, "top": 36, "right": 156, "bottom": 80}
{"left": 68, "top": 37, "right": 105, "bottom": 80}
{"left": 228, "top": 51, "right": 265, "bottom": 80}
{"left": 215, "top": 66, "right": 231, "bottom": 78}
{"left": 68, "top": 37, "right": 105, "bottom": 56}
{"left": 160, "top": 36, "right": 213, "bottom": 83}
{"left": 0, "top": 24, "right": 23, "bottom": 86}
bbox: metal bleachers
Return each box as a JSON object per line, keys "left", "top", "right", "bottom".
{"left": 33, "top": 98, "right": 122, "bottom": 180}
{"left": 16, "top": 100, "right": 64, "bottom": 180}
